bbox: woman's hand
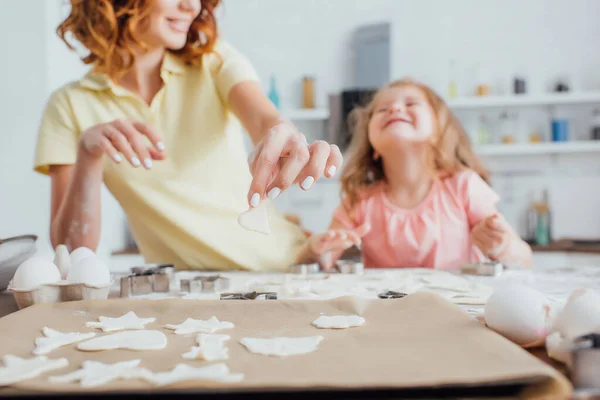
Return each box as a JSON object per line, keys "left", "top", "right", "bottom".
{"left": 78, "top": 119, "right": 166, "bottom": 169}
{"left": 471, "top": 215, "right": 512, "bottom": 260}
{"left": 246, "top": 120, "right": 342, "bottom": 207}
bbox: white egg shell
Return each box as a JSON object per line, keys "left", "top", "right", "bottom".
{"left": 53, "top": 244, "right": 71, "bottom": 280}
{"left": 545, "top": 331, "right": 572, "bottom": 366}
{"left": 552, "top": 289, "right": 600, "bottom": 340}
{"left": 484, "top": 284, "right": 551, "bottom": 346}
{"left": 67, "top": 257, "right": 110, "bottom": 286}
{"left": 12, "top": 257, "right": 61, "bottom": 290}
{"left": 70, "top": 247, "right": 96, "bottom": 266}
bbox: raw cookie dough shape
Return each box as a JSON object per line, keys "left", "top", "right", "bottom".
{"left": 0, "top": 355, "right": 68, "bottom": 386}
{"left": 86, "top": 311, "right": 156, "bottom": 332}
{"left": 238, "top": 201, "right": 271, "bottom": 235}
{"left": 33, "top": 327, "right": 96, "bottom": 355}
{"left": 49, "top": 360, "right": 152, "bottom": 388}
{"left": 77, "top": 330, "right": 167, "bottom": 351}
{"left": 312, "top": 315, "right": 365, "bottom": 329}
{"left": 165, "top": 317, "right": 234, "bottom": 335}
{"left": 183, "top": 334, "right": 231, "bottom": 361}
{"left": 239, "top": 336, "right": 324, "bottom": 357}
{"left": 144, "top": 363, "right": 244, "bottom": 386}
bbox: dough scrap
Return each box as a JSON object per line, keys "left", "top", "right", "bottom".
{"left": 165, "top": 317, "right": 234, "bottom": 335}
{"left": 144, "top": 363, "right": 244, "bottom": 386}
{"left": 183, "top": 334, "right": 231, "bottom": 361}
{"left": 33, "top": 327, "right": 96, "bottom": 355}
{"left": 239, "top": 336, "right": 324, "bottom": 357}
{"left": 312, "top": 315, "right": 365, "bottom": 329}
{"left": 49, "top": 360, "right": 152, "bottom": 388}
{"left": 86, "top": 311, "right": 156, "bottom": 332}
{"left": 0, "top": 355, "right": 68, "bottom": 386}
{"left": 77, "top": 330, "right": 167, "bottom": 351}
{"left": 237, "top": 201, "right": 270, "bottom": 235}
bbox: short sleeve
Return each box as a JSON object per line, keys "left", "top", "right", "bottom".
{"left": 332, "top": 196, "right": 364, "bottom": 230}
{"left": 457, "top": 170, "right": 500, "bottom": 227}
{"left": 210, "top": 41, "right": 260, "bottom": 102}
{"left": 34, "top": 88, "right": 79, "bottom": 175}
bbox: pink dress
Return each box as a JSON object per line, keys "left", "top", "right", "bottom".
{"left": 333, "top": 169, "right": 500, "bottom": 270}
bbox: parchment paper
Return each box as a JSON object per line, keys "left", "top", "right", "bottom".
{"left": 0, "top": 292, "right": 571, "bottom": 397}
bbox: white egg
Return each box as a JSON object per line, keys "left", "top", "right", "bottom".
{"left": 70, "top": 247, "right": 96, "bottom": 266}
{"left": 12, "top": 256, "right": 61, "bottom": 290}
{"left": 552, "top": 289, "right": 600, "bottom": 340}
{"left": 53, "top": 244, "right": 71, "bottom": 280}
{"left": 484, "top": 284, "right": 551, "bottom": 347}
{"left": 67, "top": 257, "right": 111, "bottom": 286}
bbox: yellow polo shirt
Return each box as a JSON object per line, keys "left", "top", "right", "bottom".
{"left": 34, "top": 40, "right": 306, "bottom": 271}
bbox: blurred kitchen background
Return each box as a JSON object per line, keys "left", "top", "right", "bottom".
{"left": 2, "top": 0, "right": 600, "bottom": 268}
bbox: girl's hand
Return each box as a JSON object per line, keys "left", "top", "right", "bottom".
{"left": 78, "top": 119, "right": 166, "bottom": 169}
{"left": 471, "top": 215, "right": 512, "bottom": 259}
{"left": 246, "top": 120, "right": 343, "bottom": 207}
{"left": 310, "top": 223, "right": 371, "bottom": 257}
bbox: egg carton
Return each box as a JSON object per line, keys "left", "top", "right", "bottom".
{"left": 8, "top": 280, "right": 112, "bottom": 310}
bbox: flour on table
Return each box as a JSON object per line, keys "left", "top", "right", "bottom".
{"left": 421, "top": 273, "right": 472, "bottom": 292}
{"left": 312, "top": 315, "right": 365, "bottom": 329}
{"left": 237, "top": 201, "right": 270, "bottom": 235}
{"left": 49, "top": 360, "right": 152, "bottom": 388}
{"left": 77, "top": 330, "right": 167, "bottom": 351}
{"left": 33, "top": 327, "right": 96, "bottom": 355}
{"left": 165, "top": 317, "right": 234, "bottom": 335}
{"left": 85, "top": 311, "right": 156, "bottom": 332}
{"left": 183, "top": 334, "right": 230, "bottom": 361}
{"left": 0, "top": 355, "right": 68, "bottom": 386}
{"left": 144, "top": 363, "right": 244, "bottom": 386}
{"left": 240, "top": 336, "right": 324, "bottom": 357}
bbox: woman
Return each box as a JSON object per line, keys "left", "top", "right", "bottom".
{"left": 34, "top": 0, "right": 342, "bottom": 271}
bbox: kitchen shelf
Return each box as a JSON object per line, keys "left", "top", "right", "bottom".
{"left": 448, "top": 92, "right": 600, "bottom": 109}
{"left": 475, "top": 141, "right": 600, "bottom": 156}
{"left": 282, "top": 108, "right": 330, "bottom": 121}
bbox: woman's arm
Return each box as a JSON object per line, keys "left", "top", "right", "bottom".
{"left": 228, "top": 81, "right": 342, "bottom": 207}
{"left": 49, "top": 148, "right": 103, "bottom": 251}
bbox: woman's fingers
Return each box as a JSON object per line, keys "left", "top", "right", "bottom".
{"left": 297, "top": 140, "right": 330, "bottom": 188}
{"left": 106, "top": 127, "right": 139, "bottom": 167}
{"left": 114, "top": 119, "right": 152, "bottom": 169}
{"left": 325, "top": 144, "right": 342, "bottom": 178}
{"left": 131, "top": 120, "right": 166, "bottom": 152}
{"left": 267, "top": 134, "right": 310, "bottom": 194}
{"left": 100, "top": 137, "right": 121, "bottom": 164}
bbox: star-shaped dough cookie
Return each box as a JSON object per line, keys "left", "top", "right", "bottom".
{"left": 33, "top": 327, "right": 96, "bottom": 355}
{"left": 182, "top": 333, "right": 231, "bottom": 361}
{"left": 85, "top": 311, "right": 156, "bottom": 332}
{"left": 165, "top": 317, "right": 234, "bottom": 335}
{"left": 0, "top": 355, "right": 68, "bottom": 386}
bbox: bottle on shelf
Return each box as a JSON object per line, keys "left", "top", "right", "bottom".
{"left": 591, "top": 108, "right": 600, "bottom": 140}
{"left": 476, "top": 114, "right": 491, "bottom": 145}
{"left": 268, "top": 75, "right": 280, "bottom": 110}
{"left": 534, "top": 189, "right": 551, "bottom": 247}
{"left": 448, "top": 59, "right": 457, "bottom": 99}
{"left": 302, "top": 76, "right": 315, "bottom": 109}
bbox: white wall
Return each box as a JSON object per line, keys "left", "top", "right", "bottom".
{"left": 0, "top": 1, "right": 52, "bottom": 255}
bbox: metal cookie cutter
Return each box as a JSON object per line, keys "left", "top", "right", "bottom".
{"left": 377, "top": 290, "right": 407, "bottom": 299}
{"left": 131, "top": 264, "right": 175, "bottom": 279}
{"left": 180, "top": 275, "right": 230, "bottom": 294}
{"left": 220, "top": 291, "right": 277, "bottom": 300}
{"left": 570, "top": 333, "right": 600, "bottom": 392}
{"left": 120, "top": 265, "right": 173, "bottom": 297}
{"left": 289, "top": 263, "right": 320, "bottom": 275}
{"left": 460, "top": 261, "right": 503, "bottom": 276}
{"left": 335, "top": 260, "right": 364, "bottom": 275}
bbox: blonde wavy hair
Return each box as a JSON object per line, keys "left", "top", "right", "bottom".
{"left": 57, "top": 0, "right": 221, "bottom": 79}
{"left": 341, "top": 78, "right": 490, "bottom": 209}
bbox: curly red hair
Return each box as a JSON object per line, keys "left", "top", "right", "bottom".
{"left": 57, "top": 0, "right": 221, "bottom": 78}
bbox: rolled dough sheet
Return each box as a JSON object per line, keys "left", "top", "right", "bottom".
{"left": 85, "top": 312, "right": 156, "bottom": 332}
{"left": 237, "top": 201, "right": 270, "bottom": 235}
{"left": 33, "top": 327, "right": 96, "bottom": 355}
{"left": 76, "top": 330, "right": 167, "bottom": 351}
{"left": 145, "top": 363, "right": 244, "bottom": 386}
{"left": 312, "top": 315, "right": 365, "bottom": 329}
{"left": 165, "top": 317, "right": 234, "bottom": 335}
{"left": 48, "top": 360, "right": 152, "bottom": 388}
{"left": 0, "top": 355, "right": 68, "bottom": 386}
{"left": 240, "top": 336, "right": 324, "bottom": 357}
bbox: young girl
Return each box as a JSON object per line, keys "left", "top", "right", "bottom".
{"left": 299, "top": 79, "right": 532, "bottom": 270}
